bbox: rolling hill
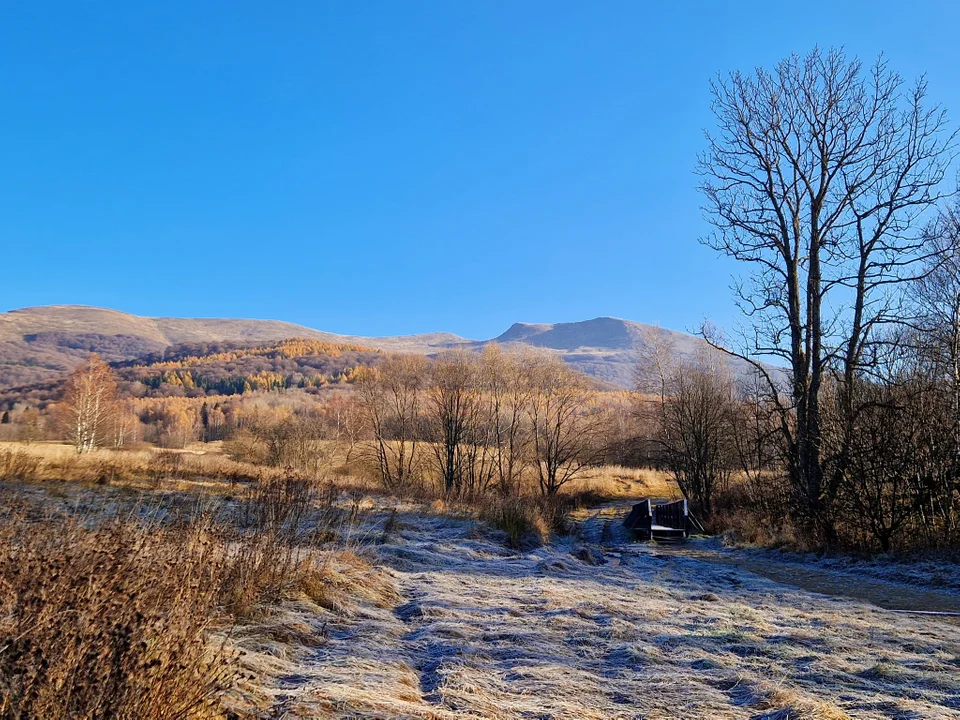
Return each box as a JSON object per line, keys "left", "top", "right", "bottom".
{"left": 0, "top": 305, "right": 761, "bottom": 390}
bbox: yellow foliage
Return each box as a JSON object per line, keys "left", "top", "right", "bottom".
{"left": 139, "top": 337, "right": 376, "bottom": 370}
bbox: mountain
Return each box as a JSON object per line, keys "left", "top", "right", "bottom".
{"left": 0, "top": 306, "right": 468, "bottom": 389}
{"left": 0, "top": 305, "right": 760, "bottom": 391}
{"left": 487, "top": 317, "right": 752, "bottom": 387}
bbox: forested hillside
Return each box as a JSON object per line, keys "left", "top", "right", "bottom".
{"left": 0, "top": 337, "right": 383, "bottom": 409}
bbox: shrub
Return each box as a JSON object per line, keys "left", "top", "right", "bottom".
{"left": 239, "top": 475, "right": 316, "bottom": 539}
{"left": 478, "top": 496, "right": 551, "bottom": 550}
{"left": 0, "top": 450, "right": 42, "bottom": 482}
{"left": 218, "top": 527, "right": 306, "bottom": 621}
{"left": 0, "top": 516, "right": 237, "bottom": 720}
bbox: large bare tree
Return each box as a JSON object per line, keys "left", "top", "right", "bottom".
{"left": 698, "top": 48, "right": 956, "bottom": 535}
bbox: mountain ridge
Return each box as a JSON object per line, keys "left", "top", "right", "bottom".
{"left": 0, "top": 305, "right": 755, "bottom": 390}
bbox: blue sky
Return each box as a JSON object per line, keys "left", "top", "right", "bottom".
{"left": 1, "top": 1, "right": 958, "bottom": 339}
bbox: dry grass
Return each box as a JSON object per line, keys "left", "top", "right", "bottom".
{"left": 0, "top": 515, "right": 236, "bottom": 720}
{"left": 2, "top": 450, "right": 958, "bottom": 718}
{"left": 0, "top": 441, "right": 385, "bottom": 498}
{"left": 0, "top": 462, "right": 397, "bottom": 720}
{"left": 475, "top": 495, "right": 553, "bottom": 549}
{"left": 563, "top": 465, "right": 680, "bottom": 500}
{"left": 0, "top": 441, "right": 262, "bottom": 488}
{"left": 280, "top": 507, "right": 960, "bottom": 719}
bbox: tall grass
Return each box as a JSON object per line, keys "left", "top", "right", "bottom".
{"left": 0, "top": 516, "right": 236, "bottom": 720}
{"left": 0, "top": 466, "right": 380, "bottom": 719}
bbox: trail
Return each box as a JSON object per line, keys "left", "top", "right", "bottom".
{"left": 258, "top": 502, "right": 960, "bottom": 719}
{"left": 575, "top": 496, "right": 960, "bottom": 619}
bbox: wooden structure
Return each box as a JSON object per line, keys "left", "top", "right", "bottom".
{"left": 623, "top": 499, "right": 691, "bottom": 542}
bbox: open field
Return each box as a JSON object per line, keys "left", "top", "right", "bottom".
{"left": 1, "top": 442, "right": 958, "bottom": 719}
{"left": 270, "top": 507, "right": 960, "bottom": 720}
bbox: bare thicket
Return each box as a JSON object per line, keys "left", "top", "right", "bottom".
{"left": 356, "top": 347, "right": 602, "bottom": 498}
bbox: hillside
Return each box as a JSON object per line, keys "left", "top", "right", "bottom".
{"left": 0, "top": 305, "right": 760, "bottom": 390}
{"left": 0, "top": 306, "right": 467, "bottom": 389}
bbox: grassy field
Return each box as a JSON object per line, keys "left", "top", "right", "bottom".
{"left": 224, "top": 502, "right": 960, "bottom": 719}
{"left": 1, "top": 441, "right": 957, "bottom": 719}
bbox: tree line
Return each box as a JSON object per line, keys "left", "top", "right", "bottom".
{"left": 355, "top": 346, "right": 607, "bottom": 497}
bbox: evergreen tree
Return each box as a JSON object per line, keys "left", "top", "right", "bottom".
{"left": 200, "top": 401, "right": 210, "bottom": 442}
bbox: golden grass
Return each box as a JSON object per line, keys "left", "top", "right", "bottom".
{"left": 0, "top": 440, "right": 677, "bottom": 508}
{"left": 0, "top": 514, "right": 236, "bottom": 720}
{"left": 563, "top": 465, "right": 680, "bottom": 500}
{"left": 0, "top": 471, "right": 401, "bottom": 720}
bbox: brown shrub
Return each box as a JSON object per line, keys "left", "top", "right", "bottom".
{"left": 239, "top": 475, "right": 316, "bottom": 538}
{"left": 218, "top": 528, "right": 307, "bottom": 621}
{"left": 0, "top": 450, "right": 42, "bottom": 482}
{"left": 477, "top": 496, "right": 553, "bottom": 549}
{"left": 0, "top": 516, "right": 237, "bottom": 720}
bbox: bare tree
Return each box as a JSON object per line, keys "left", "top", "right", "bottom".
{"left": 61, "top": 354, "right": 118, "bottom": 453}
{"left": 111, "top": 400, "right": 140, "bottom": 448}
{"left": 356, "top": 355, "right": 426, "bottom": 491}
{"left": 425, "top": 351, "right": 483, "bottom": 496}
{"left": 699, "top": 48, "right": 956, "bottom": 537}
{"left": 321, "top": 393, "right": 365, "bottom": 463}
{"left": 638, "top": 343, "right": 737, "bottom": 519}
{"left": 528, "top": 355, "right": 601, "bottom": 495}
{"left": 481, "top": 344, "right": 534, "bottom": 496}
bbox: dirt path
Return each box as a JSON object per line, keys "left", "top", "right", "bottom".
{"left": 574, "top": 496, "right": 960, "bottom": 619}
{"left": 665, "top": 544, "right": 960, "bottom": 619}
{"left": 259, "top": 504, "right": 960, "bottom": 719}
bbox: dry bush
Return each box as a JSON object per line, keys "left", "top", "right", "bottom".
{"left": 222, "top": 477, "right": 351, "bottom": 620}
{"left": 0, "top": 515, "right": 237, "bottom": 720}
{"left": 0, "top": 450, "right": 42, "bottom": 482}
{"left": 218, "top": 529, "right": 308, "bottom": 621}
{"left": 239, "top": 475, "right": 316, "bottom": 538}
{"left": 709, "top": 472, "right": 801, "bottom": 547}
{"left": 218, "top": 530, "right": 383, "bottom": 622}
{"left": 223, "top": 430, "right": 267, "bottom": 466}
{"left": 150, "top": 449, "right": 185, "bottom": 482}
{"left": 478, "top": 496, "right": 551, "bottom": 549}
{"left": 473, "top": 493, "right": 595, "bottom": 549}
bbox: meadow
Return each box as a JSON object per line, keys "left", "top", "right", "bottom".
{"left": 1, "top": 440, "right": 958, "bottom": 719}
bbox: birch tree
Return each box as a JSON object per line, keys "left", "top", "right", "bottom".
{"left": 62, "top": 354, "right": 118, "bottom": 453}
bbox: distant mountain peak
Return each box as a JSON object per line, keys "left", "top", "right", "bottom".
{"left": 493, "top": 316, "right": 637, "bottom": 351}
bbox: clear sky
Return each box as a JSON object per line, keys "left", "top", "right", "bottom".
{"left": 1, "top": 1, "right": 958, "bottom": 339}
